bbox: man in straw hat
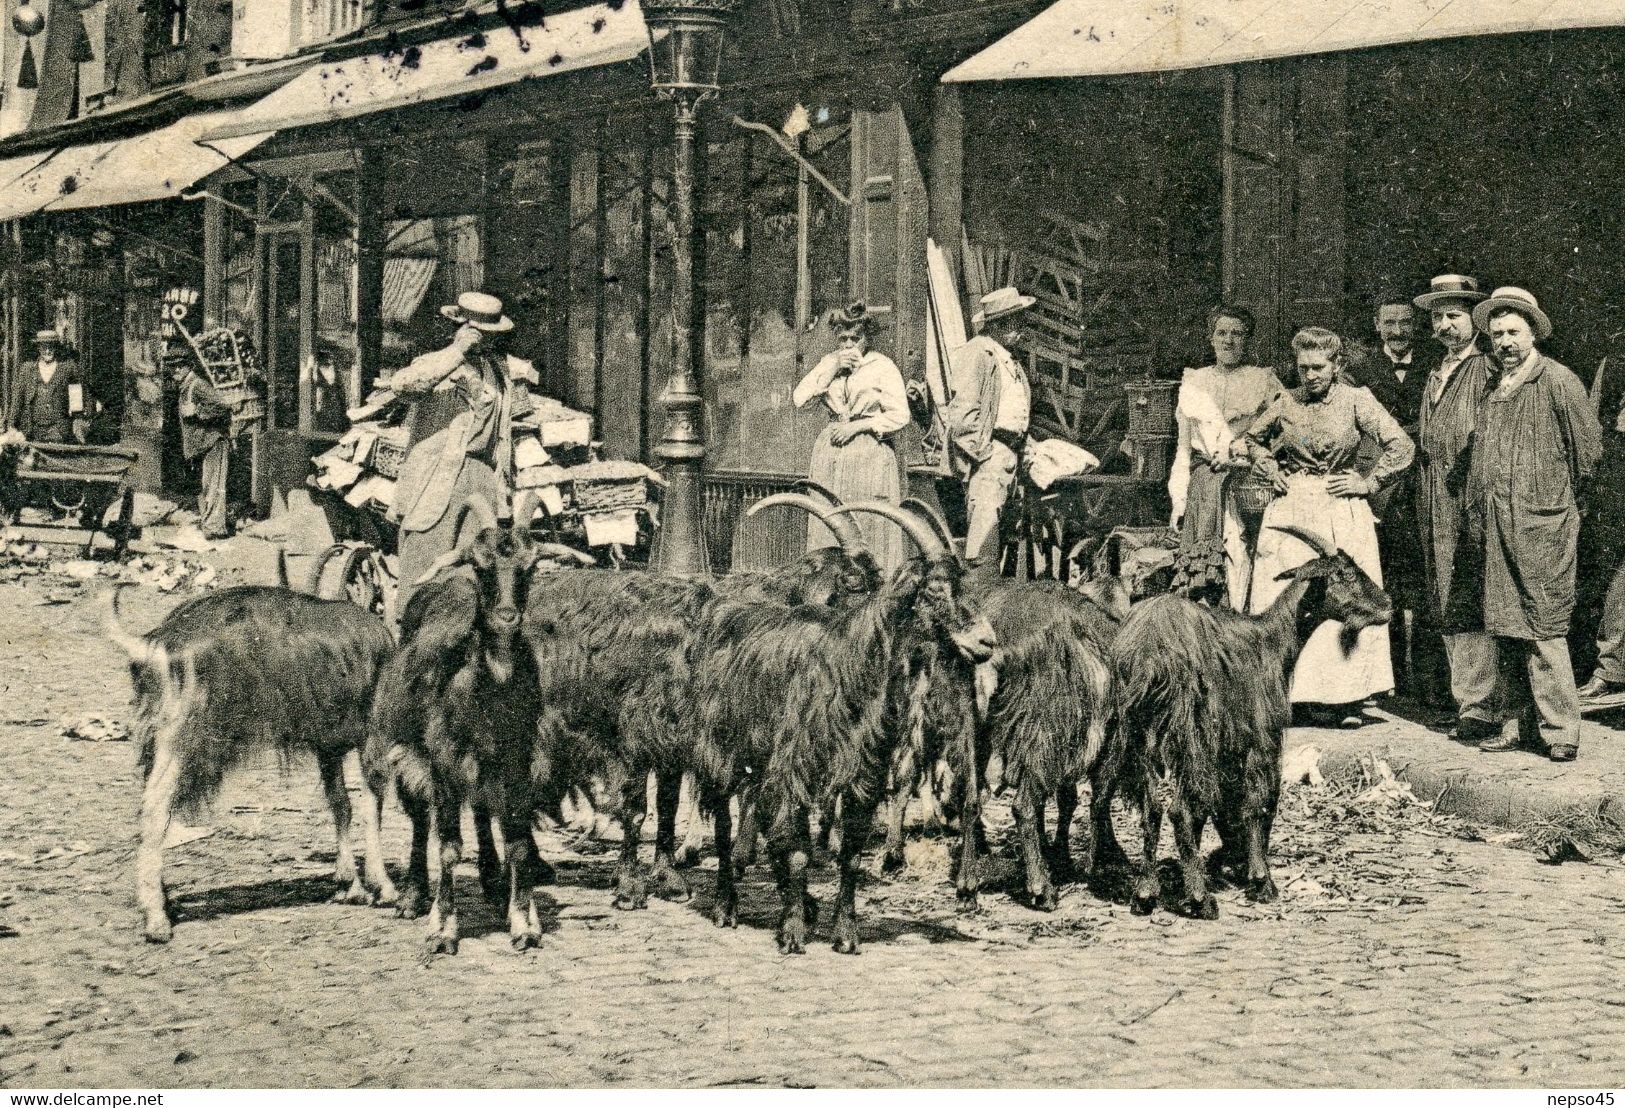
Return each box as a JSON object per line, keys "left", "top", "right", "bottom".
{"left": 1413, "top": 275, "right": 1501, "bottom": 738}
{"left": 389, "top": 291, "right": 538, "bottom": 614}
{"left": 937, "top": 286, "right": 1035, "bottom": 567}
{"left": 1462, "top": 288, "right": 1600, "bottom": 762}
{"left": 5, "top": 328, "right": 85, "bottom": 445}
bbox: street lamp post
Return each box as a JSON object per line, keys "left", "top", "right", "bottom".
{"left": 643, "top": 0, "right": 739, "bottom": 578}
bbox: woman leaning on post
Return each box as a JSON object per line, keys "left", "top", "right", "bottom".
{"left": 1243, "top": 326, "right": 1415, "bottom": 726}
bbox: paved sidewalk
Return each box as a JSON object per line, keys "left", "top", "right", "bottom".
{"left": 1295, "top": 699, "right": 1625, "bottom": 841}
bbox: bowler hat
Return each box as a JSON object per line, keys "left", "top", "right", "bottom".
{"left": 972, "top": 286, "right": 1036, "bottom": 327}
{"left": 1473, "top": 286, "right": 1552, "bottom": 341}
{"left": 1413, "top": 274, "right": 1486, "bottom": 311}
{"left": 440, "top": 291, "right": 514, "bottom": 333}
{"left": 33, "top": 328, "right": 59, "bottom": 344}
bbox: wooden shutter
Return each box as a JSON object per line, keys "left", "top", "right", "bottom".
{"left": 849, "top": 103, "right": 929, "bottom": 380}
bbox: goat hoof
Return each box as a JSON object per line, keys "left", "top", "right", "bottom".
{"left": 1130, "top": 892, "right": 1159, "bottom": 916}
{"left": 831, "top": 918, "right": 860, "bottom": 955}
{"left": 613, "top": 891, "right": 648, "bottom": 911}
{"left": 777, "top": 921, "right": 807, "bottom": 955}
{"left": 878, "top": 849, "right": 906, "bottom": 875}
{"left": 712, "top": 898, "right": 738, "bottom": 929}
{"left": 372, "top": 882, "right": 400, "bottom": 909}
{"left": 334, "top": 879, "right": 374, "bottom": 906}
{"left": 396, "top": 890, "right": 431, "bottom": 920}
{"left": 142, "top": 915, "right": 174, "bottom": 944}
{"left": 955, "top": 889, "right": 980, "bottom": 914}
{"left": 1029, "top": 886, "right": 1058, "bottom": 913}
{"left": 1190, "top": 895, "right": 1219, "bottom": 920}
{"left": 651, "top": 866, "right": 692, "bottom": 903}
{"left": 427, "top": 934, "right": 459, "bottom": 957}
{"left": 510, "top": 931, "right": 541, "bottom": 952}
{"left": 1246, "top": 877, "right": 1279, "bottom": 904}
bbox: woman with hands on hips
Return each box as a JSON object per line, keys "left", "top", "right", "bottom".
{"left": 792, "top": 302, "right": 908, "bottom": 572}
{"left": 1243, "top": 326, "right": 1415, "bottom": 719}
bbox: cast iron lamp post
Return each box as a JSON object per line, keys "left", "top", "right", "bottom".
{"left": 643, "top": 0, "right": 739, "bottom": 578}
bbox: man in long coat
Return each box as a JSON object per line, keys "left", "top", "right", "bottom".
{"left": 389, "top": 291, "right": 535, "bottom": 616}
{"left": 5, "top": 329, "right": 85, "bottom": 444}
{"left": 1413, "top": 275, "right": 1500, "bottom": 737}
{"left": 1345, "top": 293, "right": 1430, "bottom": 693}
{"left": 1466, "top": 287, "right": 1601, "bottom": 762}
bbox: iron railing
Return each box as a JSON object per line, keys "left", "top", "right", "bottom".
{"left": 701, "top": 469, "right": 804, "bottom": 575}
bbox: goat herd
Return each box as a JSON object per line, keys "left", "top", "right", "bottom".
{"left": 104, "top": 484, "right": 1392, "bottom": 957}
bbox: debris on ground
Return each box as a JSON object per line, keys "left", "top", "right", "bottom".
{"left": 59, "top": 716, "right": 129, "bottom": 742}
{"left": 1281, "top": 744, "right": 1325, "bottom": 786}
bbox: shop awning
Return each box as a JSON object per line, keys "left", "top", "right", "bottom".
{"left": 943, "top": 0, "right": 1625, "bottom": 81}
{"left": 199, "top": 1, "right": 651, "bottom": 143}
{"left": 0, "top": 110, "right": 269, "bottom": 221}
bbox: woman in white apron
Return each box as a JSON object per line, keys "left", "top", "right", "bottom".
{"left": 1244, "top": 326, "right": 1415, "bottom": 718}
{"left": 792, "top": 302, "right": 908, "bottom": 572}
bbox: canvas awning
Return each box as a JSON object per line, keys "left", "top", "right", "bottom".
{"left": 200, "top": 1, "right": 651, "bottom": 143}
{"left": 943, "top": 0, "right": 1625, "bottom": 81}
{"left": 0, "top": 110, "right": 269, "bottom": 221}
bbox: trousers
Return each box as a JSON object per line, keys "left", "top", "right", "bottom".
{"left": 198, "top": 439, "right": 230, "bottom": 539}
{"left": 964, "top": 439, "right": 1018, "bottom": 562}
{"left": 1443, "top": 632, "right": 1499, "bottom": 723}
{"left": 1497, "top": 636, "right": 1581, "bottom": 750}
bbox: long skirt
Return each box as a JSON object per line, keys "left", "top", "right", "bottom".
{"left": 806, "top": 423, "right": 904, "bottom": 574}
{"left": 1181, "top": 461, "right": 1253, "bottom": 611}
{"left": 1249, "top": 472, "right": 1393, "bottom": 704}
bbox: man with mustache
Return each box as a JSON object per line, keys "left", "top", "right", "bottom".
{"left": 1464, "top": 288, "right": 1601, "bottom": 761}
{"left": 1413, "top": 275, "right": 1501, "bottom": 740}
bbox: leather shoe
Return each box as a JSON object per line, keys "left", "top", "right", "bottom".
{"left": 1578, "top": 675, "right": 1624, "bottom": 701}
{"left": 1450, "top": 717, "right": 1499, "bottom": 743}
{"left": 1548, "top": 744, "right": 1579, "bottom": 763}
{"left": 1479, "top": 732, "right": 1530, "bottom": 753}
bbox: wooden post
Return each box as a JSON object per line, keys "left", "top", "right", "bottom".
{"left": 356, "top": 145, "right": 384, "bottom": 396}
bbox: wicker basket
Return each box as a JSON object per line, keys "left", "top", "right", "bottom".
{"left": 1233, "top": 474, "right": 1277, "bottom": 518}
{"left": 371, "top": 439, "right": 407, "bottom": 479}
{"left": 574, "top": 477, "right": 652, "bottom": 514}
{"left": 1124, "top": 379, "right": 1180, "bottom": 436}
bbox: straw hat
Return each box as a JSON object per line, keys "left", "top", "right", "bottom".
{"left": 972, "top": 286, "right": 1036, "bottom": 326}
{"left": 1412, "top": 274, "right": 1486, "bottom": 311}
{"left": 440, "top": 291, "right": 514, "bottom": 333}
{"left": 1473, "top": 286, "right": 1552, "bottom": 341}
{"left": 33, "top": 328, "right": 59, "bottom": 344}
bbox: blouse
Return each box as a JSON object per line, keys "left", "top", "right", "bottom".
{"left": 1245, "top": 381, "right": 1415, "bottom": 490}
{"left": 1168, "top": 364, "right": 1284, "bottom": 519}
{"left": 792, "top": 349, "right": 909, "bottom": 438}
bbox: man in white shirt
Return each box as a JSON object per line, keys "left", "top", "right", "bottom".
{"left": 937, "top": 287, "right": 1034, "bottom": 566}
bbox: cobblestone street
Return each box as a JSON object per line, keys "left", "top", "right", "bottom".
{"left": 4, "top": 579, "right": 1625, "bottom": 1089}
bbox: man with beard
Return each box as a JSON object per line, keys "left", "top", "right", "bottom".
{"left": 1345, "top": 294, "right": 1429, "bottom": 693}
{"left": 1465, "top": 288, "right": 1600, "bottom": 762}
{"left": 1413, "top": 275, "right": 1501, "bottom": 739}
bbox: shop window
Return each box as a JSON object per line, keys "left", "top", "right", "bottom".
{"left": 312, "top": 172, "right": 359, "bottom": 436}
{"left": 488, "top": 141, "right": 568, "bottom": 391}
{"left": 701, "top": 102, "right": 851, "bottom": 475}
{"left": 381, "top": 215, "right": 483, "bottom": 365}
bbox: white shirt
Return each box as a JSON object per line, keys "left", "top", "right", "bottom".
{"left": 37, "top": 355, "right": 57, "bottom": 385}
{"left": 1493, "top": 349, "right": 1541, "bottom": 399}
{"left": 1384, "top": 346, "right": 1412, "bottom": 384}
{"left": 1432, "top": 344, "right": 1473, "bottom": 402}
{"left": 992, "top": 344, "right": 1030, "bottom": 434}
{"left": 792, "top": 349, "right": 909, "bottom": 437}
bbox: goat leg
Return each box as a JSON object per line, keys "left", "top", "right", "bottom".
{"left": 1012, "top": 791, "right": 1057, "bottom": 912}
{"left": 427, "top": 795, "right": 463, "bottom": 955}
{"left": 136, "top": 737, "right": 182, "bottom": 943}
{"left": 396, "top": 787, "right": 433, "bottom": 920}
{"left": 675, "top": 770, "right": 706, "bottom": 868}
{"left": 648, "top": 769, "right": 692, "bottom": 902}
{"left": 709, "top": 789, "right": 738, "bottom": 928}
{"left": 1172, "top": 806, "right": 1218, "bottom": 920}
{"left": 770, "top": 812, "right": 816, "bottom": 955}
{"left": 878, "top": 740, "right": 919, "bottom": 875}
{"left": 316, "top": 749, "right": 370, "bottom": 905}
{"left": 831, "top": 794, "right": 877, "bottom": 954}
{"left": 1048, "top": 782, "right": 1079, "bottom": 886}
{"left": 473, "top": 800, "right": 506, "bottom": 906}
{"left": 954, "top": 733, "right": 983, "bottom": 912}
{"left": 501, "top": 801, "right": 544, "bottom": 951}
{"left": 1083, "top": 760, "right": 1130, "bottom": 879}
{"left": 356, "top": 766, "right": 398, "bottom": 907}
{"left": 734, "top": 792, "right": 760, "bottom": 878}
{"left": 1130, "top": 796, "right": 1164, "bottom": 916}
{"left": 612, "top": 773, "right": 649, "bottom": 911}
{"left": 1244, "top": 811, "right": 1279, "bottom": 903}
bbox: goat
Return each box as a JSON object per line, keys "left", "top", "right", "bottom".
{"left": 107, "top": 582, "right": 397, "bottom": 943}
{"left": 872, "top": 503, "right": 1127, "bottom": 911}
{"left": 691, "top": 500, "right": 998, "bottom": 954}
{"left": 366, "top": 522, "right": 591, "bottom": 954}
{"left": 1101, "top": 524, "right": 1391, "bottom": 918}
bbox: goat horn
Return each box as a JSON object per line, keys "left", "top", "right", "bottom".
{"left": 532, "top": 542, "right": 596, "bottom": 566}
{"left": 512, "top": 490, "right": 539, "bottom": 531}
{"left": 825, "top": 500, "right": 946, "bottom": 557}
{"left": 900, "top": 497, "right": 958, "bottom": 552}
{"left": 747, "top": 492, "right": 872, "bottom": 557}
{"left": 791, "top": 479, "right": 842, "bottom": 506}
{"left": 412, "top": 548, "right": 467, "bottom": 587}
{"left": 1268, "top": 523, "right": 1337, "bottom": 559}
{"left": 462, "top": 497, "right": 499, "bottom": 533}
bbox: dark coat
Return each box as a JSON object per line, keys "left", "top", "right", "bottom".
{"left": 178, "top": 371, "right": 231, "bottom": 461}
{"left": 1415, "top": 346, "right": 1496, "bottom": 632}
{"left": 1343, "top": 348, "right": 1429, "bottom": 606}
{"left": 1464, "top": 354, "right": 1602, "bottom": 641}
{"left": 6, "top": 356, "right": 83, "bottom": 443}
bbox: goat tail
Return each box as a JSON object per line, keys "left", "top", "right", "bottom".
{"left": 103, "top": 585, "right": 164, "bottom": 671}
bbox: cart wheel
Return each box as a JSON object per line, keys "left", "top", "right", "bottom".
{"left": 307, "top": 541, "right": 387, "bottom": 616}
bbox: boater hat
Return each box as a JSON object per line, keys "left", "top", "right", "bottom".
{"left": 1473, "top": 286, "right": 1552, "bottom": 341}
{"left": 1413, "top": 274, "right": 1486, "bottom": 311}
{"left": 440, "top": 291, "right": 514, "bottom": 333}
{"left": 972, "top": 287, "right": 1036, "bottom": 327}
{"left": 33, "top": 328, "right": 59, "bottom": 344}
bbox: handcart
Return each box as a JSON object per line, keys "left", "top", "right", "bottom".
{"left": 0, "top": 440, "right": 143, "bottom": 558}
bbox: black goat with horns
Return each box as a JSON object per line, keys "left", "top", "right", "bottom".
{"left": 877, "top": 499, "right": 1129, "bottom": 911}
{"left": 1099, "top": 523, "right": 1392, "bottom": 919}
{"left": 366, "top": 497, "right": 595, "bottom": 954}
{"left": 691, "top": 500, "right": 998, "bottom": 954}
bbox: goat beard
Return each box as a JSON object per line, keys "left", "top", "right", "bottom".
{"left": 484, "top": 637, "right": 516, "bottom": 685}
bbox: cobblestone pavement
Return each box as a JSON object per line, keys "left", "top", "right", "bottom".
{"left": 4, "top": 579, "right": 1625, "bottom": 1089}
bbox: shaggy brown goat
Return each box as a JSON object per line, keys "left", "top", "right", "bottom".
{"left": 1103, "top": 524, "right": 1391, "bottom": 919}
{"left": 691, "top": 501, "right": 997, "bottom": 955}
{"left": 107, "top": 583, "right": 397, "bottom": 943}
